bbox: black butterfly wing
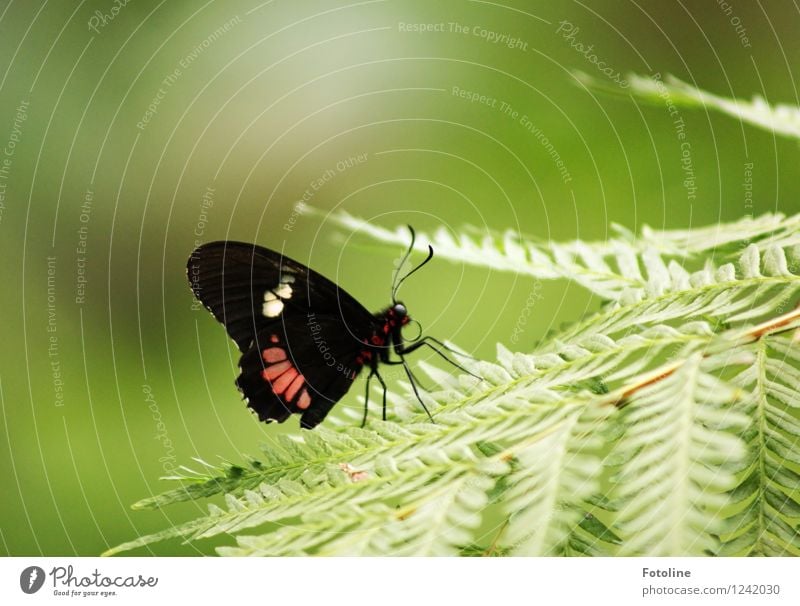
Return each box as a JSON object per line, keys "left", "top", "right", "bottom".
{"left": 187, "top": 241, "right": 374, "bottom": 352}
{"left": 188, "top": 241, "right": 377, "bottom": 427}
{"left": 236, "top": 316, "right": 364, "bottom": 429}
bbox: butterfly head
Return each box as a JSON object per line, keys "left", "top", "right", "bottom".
{"left": 388, "top": 302, "right": 411, "bottom": 326}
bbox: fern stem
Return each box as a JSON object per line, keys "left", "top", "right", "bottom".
{"left": 483, "top": 518, "right": 510, "bottom": 556}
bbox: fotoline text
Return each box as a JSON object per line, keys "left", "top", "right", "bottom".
{"left": 642, "top": 567, "right": 691, "bottom": 578}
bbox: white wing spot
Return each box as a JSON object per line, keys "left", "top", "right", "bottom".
{"left": 262, "top": 299, "right": 284, "bottom": 317}
{"left": 261, "top": 274, "right": 295, "bottom": 317}
{"left": 274, "top": 283, "right": 293, "bottom": 299}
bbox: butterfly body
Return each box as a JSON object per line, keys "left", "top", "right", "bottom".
{"left": 187, "top": 241, "right": 423, "bottom": 429}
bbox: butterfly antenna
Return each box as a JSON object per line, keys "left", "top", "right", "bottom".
{"left": 393, "top": 245, "right": 434, "bottom": 299}
{"left": 392, "top": 236, "right": 434, "bottom": 303}
{"left": 391, "top": 225, "right": 417, "bottom": 303}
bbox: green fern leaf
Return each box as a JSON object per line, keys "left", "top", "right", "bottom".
{"left": 614, "top": 353, "right": 749, "bottom": 555}
{"left": 499, "top": 404, "right": 610, "bottom": 555}
{"left": 719, "top": 337, "right": 800, "bottom": 555}
{"left": 576, "top": 71, "right": 800, "bottom": 141}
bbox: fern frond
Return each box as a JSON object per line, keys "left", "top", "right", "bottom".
{"left": 565, "top": 506, "right": 622, "bottom": 556}
{"left": 317, "top": 209, "right": 800, "bottom": 305}
{"left": 636, "top": 214, "right": 800, "bottom": 257}
{"left": 206, "top": 462, "right": 501, "bottom": 557}
{"left": 132, "top": 430, "right": 385, "bottom": 509}
{"left": 720, "top": 336, "right": 800, "bottom": 555}
{"left": 577, "top": 71, "right": 800, "bottom": 140}
{"left": 628, "top": 73, "right": 800, "bottom": 140}
{"left": 500, "top": 404, "right": 610, "bottom": 555}
{"left": 105, "top": 399, "right": 570, "bottom": 556}
{"left": 217, "top": 464, "right": 494, "bottom": 557}
{"left": 554, "top": 244, "right": 800, "bottom": 344}
{"left": 614, "top": 353, "right": 750, "bottom": 555}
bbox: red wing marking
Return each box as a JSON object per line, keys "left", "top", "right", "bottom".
{"left": 259, "top": 351, "right": 308, "bottom": 408}
{"left": 370, "top": 335, "right": 384, "bottom": 345}
{"left": 262, "top": 360, "right": 291, "bottom": 380}
{"left": 285, "top": 374, "right": 305, "bottom": 401}
{"left": 262, "top": 347, "right": 287, "bottom": 363}
{"left": 270, "top": 334, "right": 279, "bottom": 343}
{"left": 272, "top": 367, "right": 299, "bottom": 393}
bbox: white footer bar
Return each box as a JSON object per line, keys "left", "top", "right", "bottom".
{"left": 1, "top": 557, "right": 797, "bottom": 605}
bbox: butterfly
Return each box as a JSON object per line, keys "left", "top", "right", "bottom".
{"left": 187, "top": 227, "right": 475, "bottom": 429}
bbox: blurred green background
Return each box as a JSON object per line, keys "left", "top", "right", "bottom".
{"left": 1, "top": 0, "right": 799, "bottom": 556}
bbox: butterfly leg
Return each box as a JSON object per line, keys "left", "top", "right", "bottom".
{"left": 398, "top": 338, "right": 482, "bottom": 381}
{"left": 381, "top": 358, "right": 431, "bottom": 391}
{"left": 374, "top": 368, "right": 388, "bottom": 421}
{"left": 362, "top": 367, "right": 389, "bottom": 425}
{"left": 361, "top": 371, "right": 372, "bottom": 428}
{"left": 400, "top": 358, "right": 435, "bottom": 423}
{"left": 418, "top": 336, "right": 477, "bottom": 360}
